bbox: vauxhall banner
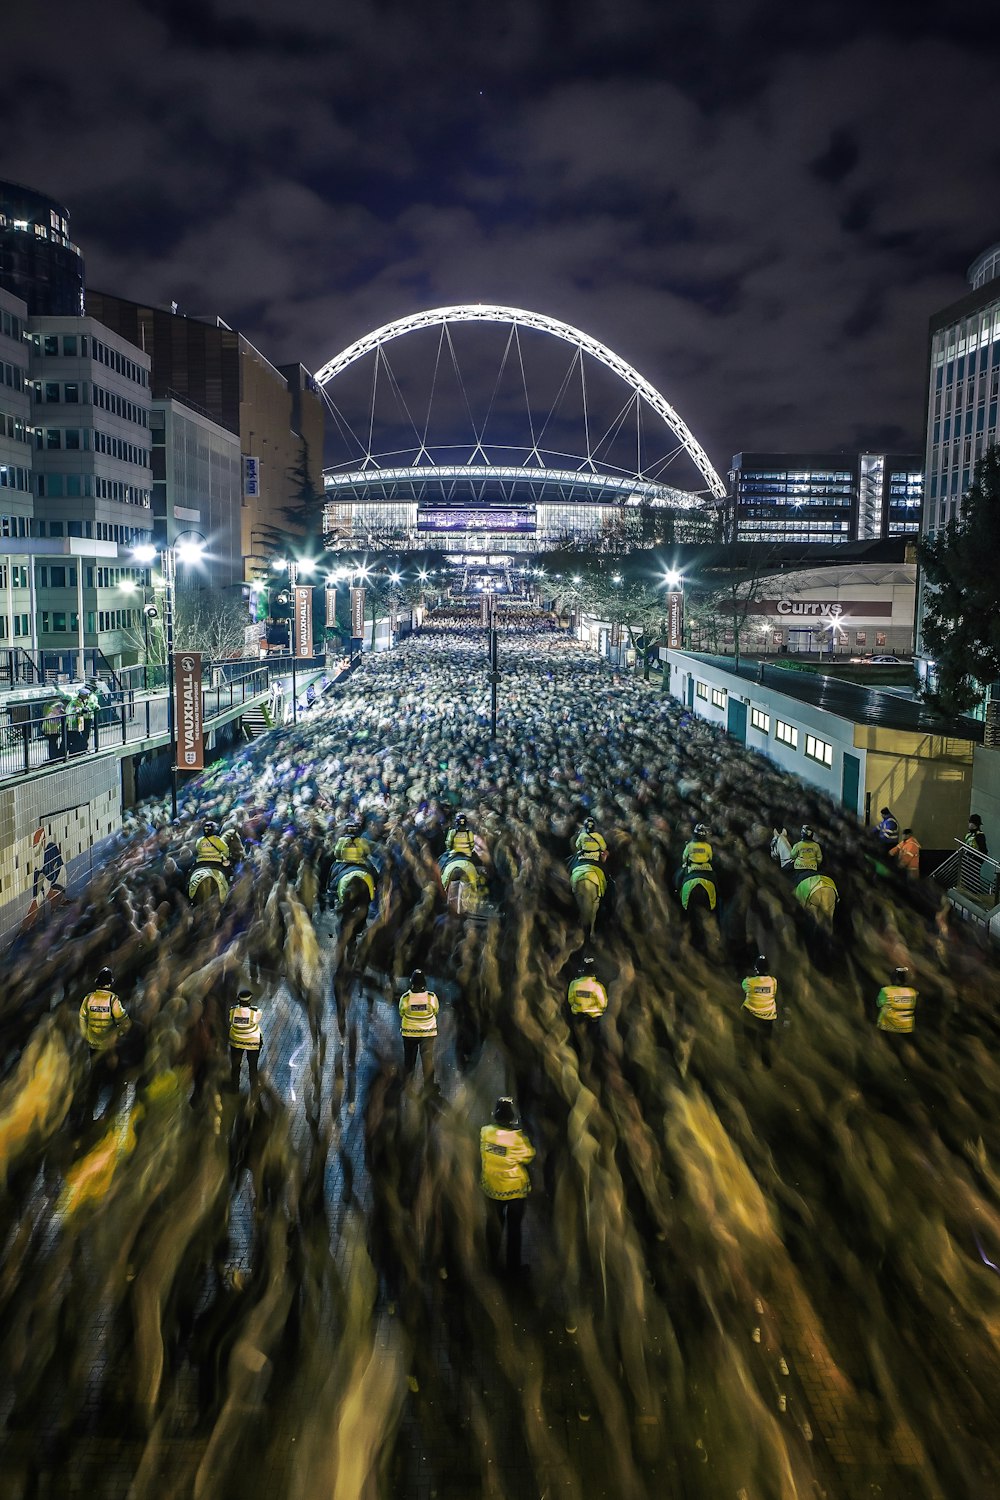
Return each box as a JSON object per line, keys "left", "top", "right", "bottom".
{"left": 480, "top": 594, "right": 490, "bottom": 627}
{"left": 325, "top": 586, "right": 337, "bottom": 629}
{"left": 350, "top": 586, "right": 366, "bottom": 641}
{"left": 667, "top": 591, "right": 685, "bottom": 649}
{"left": 294, "top": 586, "right": 313, "bottom": 658}
{"left": 174, "top": 651, "right": 204, "bottom": 771}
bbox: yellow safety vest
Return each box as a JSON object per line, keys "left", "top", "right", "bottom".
{"left": 575, "top": 829, "right": 606, "bottom": 860}
{"left": 791, "top": 840, "right": 822, "bottom": 871}
{"left": 399, "top": 988, "right": 439, "bottom": 1037}
{"left": 228, "top": 1004, "right": 263, "bottom": 1050}
{"left": 877, "top": 985, "right": 916, "bottom": 1034}
{"left": 741, "top": 974, "right": 777, "bottom": 1021}
{"left": 447, "top": 829, "right": 475, "bottom": 856}
{"left": 683, "top": 839, "right": 713, "bottom": 869}
{"left": 335, "top": 835, "right": 371, "bottom": 865}
{"left": 79, "top": 988, "right": 130, "bottom": 1050}
{"left": 196, "top": 834, "right": 231, "bottom": 867}
{"left": 568, "top": 976, "right": 608, "bottom": 1018}
{"left": 479, "top": 1124, "right": 535, "bottom": 1200}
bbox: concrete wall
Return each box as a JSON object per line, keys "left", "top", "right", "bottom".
{"left": 971, "top": 745, "right": 1000, "bottom": 854}
{"left": 854, "top": 728, "right": 974, "bottom": 847}
{"left": 0, "top": 753, "right": 121, "bottom": 941}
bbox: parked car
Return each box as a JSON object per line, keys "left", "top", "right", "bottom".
{"left": 850, "top": 653, "right": 904, "bottom": 664}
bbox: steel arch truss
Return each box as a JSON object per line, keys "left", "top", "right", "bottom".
{"left": 323, "top": 463, "right": 702, "bottom": 509}
{"left": 314, "top": 304, "right": 727, "bottom": 500}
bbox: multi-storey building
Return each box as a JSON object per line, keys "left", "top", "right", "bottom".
{"left": 730, "top": 451, "right": 923, "bottom": 543}
{"left": 150, "top": 398, "right": 243, "bottom": 589}
{"left": 922, "top": 243, "right": 1000, "bottom": 538}
{"left": 84, "top": 292, "right": 325, "bottom": 577}
{"left": 0, "top": 180, "right": 85, "bottom": 317}
{"left": 0, "top": 285, "right": 34, "bottom": 655}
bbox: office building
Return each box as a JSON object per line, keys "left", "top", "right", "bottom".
{"left": 85, "top": 292, "right": 325, "bottom": 577}
{"left": 730, "top": 452, "right": 922, "bottom": 543}
{"left": 0, "top": 285, "right": 34, "bottom": 654}
{"left": 922, "top": 242, "right": 1000, "bottom": 539}
{"left": 150, "top": 399, "right": 243, "bottom": 589}
{"left": 0, "top": 180, "right": 85, "bottom": 317}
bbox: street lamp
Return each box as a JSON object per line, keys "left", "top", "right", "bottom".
{"left": 134, "top": 533, "right": 206, "bottom": 817}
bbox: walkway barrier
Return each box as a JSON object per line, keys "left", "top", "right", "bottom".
{"left": 930, "top": 838, "right": 1000, "bottom": 937}
{"left": 0, "top": 665, "right": 269, "bottom": 784}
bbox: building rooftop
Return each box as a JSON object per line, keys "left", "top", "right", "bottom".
{"left": 685, "top": 652, "right": 984, "bottom": 741}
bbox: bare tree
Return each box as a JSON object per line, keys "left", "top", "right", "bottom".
{"left": 174, "top": 587, "right": 252, "bottom": 659}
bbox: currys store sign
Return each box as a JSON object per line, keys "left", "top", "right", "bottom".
{"left": 736, "top": 597, "right": 893, "bottom": 619}
{"left": 776, "top": 598, "right": 844, "bottom": 617}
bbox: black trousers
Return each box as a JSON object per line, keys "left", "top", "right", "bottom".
{"left": 230, "top": 1046, "right": 260, "bottom": 1091}
{"left": 402, "top": 1034, "right": 435, "bottom": 1084}
{"left": 486, "top": 1197, "right": 525, "bottom": 1273}
{"left": 740, "top": 1013, "right": 774, "bottom": 1069}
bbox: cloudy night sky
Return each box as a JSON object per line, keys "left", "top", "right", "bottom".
{"left": 4, "top": 0, "right": 999, "bottom": 478}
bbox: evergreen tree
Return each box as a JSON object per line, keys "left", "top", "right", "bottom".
{"left": 918, "top": 446, "right": 1000, "bottom": 714}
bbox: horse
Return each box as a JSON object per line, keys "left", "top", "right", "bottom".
{"left": 187, "top": 865, "right": 229, "bottom": 910}
{"left": 570, "top": 856, "right": 607, "bottom": 937}
{"left": 328, "top": 861, "right": 376, "bottom": 950}
{"left": 770, "top": 828, "right": 839, "bottom": 927}
{"left": 439, "top": 851, "right": 489, "bottom": 919}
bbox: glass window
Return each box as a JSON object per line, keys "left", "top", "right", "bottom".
{"left": 41, "top": 612, "right": 50, "bottom": 632}
{"left": 804, "top": 734, "right": 833, "bottom": 767}
{"left": 49, "top": 520, "right": 64, "bottom": 536}
{"left": 64, "top": 383, "right": 79, "bottom": 403}
{"left": 45, "top": 381, "right": 60, "bottom": 402}
{"left": 750, "top": 707, "right": 770, "bottom": 733}
{"left": 62, "top": 335, "right": 77, "bottom": 356}
{"left": 50, "top": 566, "right": 66, "bottom": 587}
{"left": 43, "top": 334, "right": 59, "bottom": 356}
{"left": 711, "top": 687, "right": 727, "bottom": 708}
{"left": 53, "top": 612, "right": 67, "bottom": 632}
{"left": 46, "top": 427, "right": 61, "bottom": 449}
{"left": 695, "top": 680, "right": 708, "bottom": 700}
{"left": 775, "top": 719, "right": 799, "bottom": 749}
{"left": 65, "top": 428, "right": 80, "bottom": 449}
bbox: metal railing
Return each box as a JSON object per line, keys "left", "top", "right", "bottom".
{"left": 0, "top": 665, "right": 269, "bottom": 784}
{"left": 930, "top": 838, "right": 1000, "bottom": 915}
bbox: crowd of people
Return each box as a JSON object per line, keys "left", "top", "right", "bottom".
{"left": 0, "top": 616, "right": 999, "bottom": 1498}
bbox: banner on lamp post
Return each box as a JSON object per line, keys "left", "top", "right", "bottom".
{"left": 480, "top": 595, "right": 490, "bottom": 627}
{"left": 325, "top": 586, "right": 337, "bottom": 629}
{"left": 667, "top": 591, "right": 684, "bottom": 649}
{"left": 350, "top": 586, "right": 366, "bottom": 641}
{"left": 174, "top": 651, "right": 204, "bottom": 771}
{"left": 294, "top": 586, "right": 313, "bottom": 658}
{"left": 610, "top": 621, "right": 621, "bottom": 648}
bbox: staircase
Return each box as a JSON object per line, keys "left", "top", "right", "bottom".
{"left": 930, "top": 841, "right": 1000, "bottom": 941}
{"left": 242, "top": 704, "right": 274, "bottom": 740}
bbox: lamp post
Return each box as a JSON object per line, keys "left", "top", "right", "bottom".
{"left": 134, "top": 533, "right": 206, "bottom": 817}
{"left": 120, "top": 577, "right": 161, "bottom": 692}
{"left": 274, "top": 555, "right": 317, "bottom": 722}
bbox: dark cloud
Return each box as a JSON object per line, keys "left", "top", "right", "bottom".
{"left": 3, "top": 0, "right": 1000, "bottom": 483}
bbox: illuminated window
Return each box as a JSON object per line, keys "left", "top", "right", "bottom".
{"left": 775, "top": 719, "right": 799, "bottom": 749}
{"left": 750, "top": 707, "right": 770, "bottom": 733}
{"left": 805, "top": 734, "right": 833, "bottom": 767}
{"left": 695, "top": 680, "right": 708, "bottom": 700}
{"left": 711, "top": 687, "right": 726, "bottom": 709}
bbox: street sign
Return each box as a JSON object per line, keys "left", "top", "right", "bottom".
{"left": 350, "top": 586, "right": 366, "bottom": 641}
{"left": 667, "top": 591, "right": 684, "bottom": 648}
{"left": 294, "top": 586, "right": 313, "bottom": 658}
{"left": 174, "top": 651, "right": 203, "bottom": 770}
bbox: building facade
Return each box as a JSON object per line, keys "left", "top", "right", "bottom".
{"left": 0, "top": 180, "right": 85, "bottom": 317}
{"left": 150, "top": 399, "right": 243, "bottom": 589}
{"left": 0, "top": 285, "right": 34, "bottom": 654}
{"left": 730, "top": 452, "right": 923, "bottom": 543}
{"left": 84, "top": 292, "right": 325, "bottom": 579}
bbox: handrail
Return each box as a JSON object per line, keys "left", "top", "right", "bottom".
{"left": 930, "top": 838, "right": 1000, "bottom": 910}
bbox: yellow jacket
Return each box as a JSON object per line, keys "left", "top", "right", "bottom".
{"left": 574, "top": 828, "right": 607, "bottom": 860}
{"left": 480, "top": 1123, "right": 535, "bottom": 1200}
{"left": 568, "top": 975, "right": 608, "bottom": 1018}
{"left": 334, "top": 834, "right": 371, "bottom": 864}
{"left": 682, "top": 839, "right": 713, "bottom": 869}
{"left": 790, "top": 839, "right": 822, "bottom": 871}
{"left": 741, "top": 974, "right": 777, "bottom": 1021}
{"left": 399, "top": 988, "right": 439, "bottom": 1037}
{"left": 446, "top": 828, "right": 475, "bottom": 856}
{"left": 196, "top": 834, "right": 231, "bottom": 867}
{"left": 876, "top": 985, "right": 916, "bottom": 1034}
{"left": 228, "top": 1003, "right": 263, "bottom": 1050}
{"left": 79, "top": 988, "right": 131, "bottom": 1051}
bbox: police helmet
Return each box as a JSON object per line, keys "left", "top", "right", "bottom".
{"left": 583, "top": 816, "right": 596, "bottom": 833}
{"left": 455, "top": 813, "right": 468, "bottom": 830}
{"left": 969, "top": 814, "right": 983, "bottom": 828}
{"left": 580, "top": 956, "right": 596, "bottom": 973}
{"left": 409, "top": 969, "right": 426, "bottom": 991}
{"left": 95, "top": 967, "right": 114, "bottom": 988}
{"left": 754, "top": 955, "right": 768, "bottom": 975}
{"left": 345, "top": 820, "right": 362, "bottom": 836}
{"left": 237, "top": 988, "right": 253, "bottom": 1002}
{"left": 693, "top": 823, "right": 708, "bottom": 838}
{"left": 203, "top": 820, "right": 219, "bottom": 836}
{"left": 893, "top": 967, "right": 909, "bottom": 984}
{"left": 492, "top": 1096, "right": 520, "bottom": 1128}
{"left": 801, "top": 825, "right": 813, "bottom": 840}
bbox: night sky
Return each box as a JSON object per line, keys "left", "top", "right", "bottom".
{"left": 4, "top": 0, "right": 1000, "bottom": 473}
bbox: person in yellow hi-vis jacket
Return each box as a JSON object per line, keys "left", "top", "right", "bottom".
{"left": 876, "top": 967, "right": 917, "bottom": 1037}
{"left": 480, "top": 1096, "right": 535, "bottom": 1274}
{"left": 740, "top": 955, "right": 777, "bottom": 1069}
{"left": 228, "top": 988, "right": 263, "bottom": 1094}
{"left": 398, "top": 969, "right": 439, "bottom": 1087}
{"left": 79, "top": 967, "right": 132, "bottom": 1052}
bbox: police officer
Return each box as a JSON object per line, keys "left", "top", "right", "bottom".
{"left": 876, "top": 967, "right": 917, "bottom": 1037}
{"left": 196, "top": 820, "right": 232, "bottom": 870}
{"left": 334, "top": 819, "right": 371, "bottom": 865}
{"left": 789, "top": 824, "right": 822, "bottom": 875}
{"left": 398, "top": 969, "right": 439, "bottom": 1086}
{"left": 888, "top": 828, "right": 921, "bottom": 879}
{"left": 574, "top": 816, "right": 607, "bottom": 862}
{"left": 965, "top": 814, "right": 988, "bottom": 856}
{"left": 740, "top": 955, "right": 777, "bottom": 1069}
{"left": 567, "top": 956, "right": 609, "bottom": 1021}
{"left": 446, "top": 814, "right": 476, "bottom": 857}
{"left": 682, "top": 823, "right": 713, "bottom": 873}
{"left": 480, "top": 1097, "right": 535, "bottom": 1274}
{"left": 229, "top": 988, "right": 263, "bottom": 1093}
{"left": 78, "top": 967, "right": 132, "bottom": 1052}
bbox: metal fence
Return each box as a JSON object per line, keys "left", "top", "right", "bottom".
{"left": 0, "top": 665, "right": 269, "bottom": 784}
{"left": 930, "top": 838, "right": 1000, "bottom": 912}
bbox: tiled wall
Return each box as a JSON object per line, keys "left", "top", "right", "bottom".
{"left": 0, "top": 756, "right": 122, "bottom": 940}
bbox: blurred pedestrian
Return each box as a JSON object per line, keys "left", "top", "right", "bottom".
{"left": 877, "top": 807, "right": 900, "bottom": 849}
{"left": 888, "top": 828, "right": 921, "bottom": 879}
{"left": 875, "top": 966, "right": 917, "bottom": 1037}
{"left": 480, "top": 1096, "right": 535, "bottom": 1274}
